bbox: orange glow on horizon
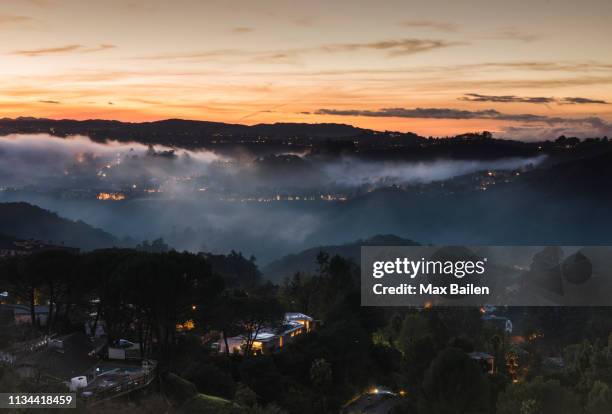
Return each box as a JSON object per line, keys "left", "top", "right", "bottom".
{"left": 0, "top": 102, "right": 535, "bottom": 138}
{"left": 0, "top": 0, "right": 610, "bottom": 139}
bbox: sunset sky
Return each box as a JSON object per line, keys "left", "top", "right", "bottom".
{"left": 1, "top": 0, "right": 611, "bottom": 139}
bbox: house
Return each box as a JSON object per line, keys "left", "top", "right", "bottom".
{"left": 0, "top": 304, "right": 49, "bottom": 326}
{"left": 284, "top": 312, "right": 314, "bottom": 332}
{"left": 254, "top": 320, "right": 306, "bottom": 354}
{"left": 218, "top": 312, "right": 314, "bottom": 355}
{"left": 469, "top": 351, "right": 495, "bottom": 374}
{"left": 0, "top": 237, "right": 79, "bottom": 258}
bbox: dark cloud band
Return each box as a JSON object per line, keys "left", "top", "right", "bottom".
{"left": 461, "top": 93, "right": 608, "bottom": 105}
{"left": 314, "top": 107, "right": 611, "bottom": 133}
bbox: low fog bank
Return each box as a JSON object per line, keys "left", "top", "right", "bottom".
{"left": 2, "top": 134, "right": 608, "bottom": 264}
{"left": 0, "top": 134, "right": 545, "bottom": 193}
{"left": 322, "top": 156, "right": 545, "bottom": 187}
{"left": 2, "top": 188, "right": 611, "bottom": 265}
{"left": 0, "top": 134, "right": 221, "bottom": 191}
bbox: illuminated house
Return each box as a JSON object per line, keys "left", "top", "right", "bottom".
{"left": 218, "top": 312, "right": 314, "bottom": 355}
{"left": 284, "top": 312, "right": 314, "bottom": 332}
{"left": 469, "top": 351, "right": 495, "bottom": 374}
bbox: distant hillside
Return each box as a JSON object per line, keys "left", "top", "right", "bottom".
{"left": 0, "top": 202, "right": 119, "bottom": 250}
{"left": 521, "top": 149, "right": 612, "bottom": 197}
{"left": 0, "top": 117, "right": 388, "bottom": 146}
{"left": 262, "top": 234, "right": 419, "bottom": 282}
{"left": 5, "top": 117, "right": 611, "bottom": 161}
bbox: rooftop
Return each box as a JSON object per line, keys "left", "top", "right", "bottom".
{"left": 284, "top": 312, "right": 313, "bottom": 322}
{"left": 469, "top": 352, "right": 494, "bottom": 360}
{"left": 0, "top": 304, "right": 49, "bottom": 315}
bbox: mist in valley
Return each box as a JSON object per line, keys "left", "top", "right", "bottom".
{"left": 0, "top": 134, "right": 607, "bottom": 263}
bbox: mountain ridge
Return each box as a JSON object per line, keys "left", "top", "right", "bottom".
{"left": 0, "top": 117, "right": 388, "bottom": 140}
{"left": 262, "top": 234, "right": 420, "bottom": 282}
{"left": 0, "top": 202, "right": 120, "bottom": 250}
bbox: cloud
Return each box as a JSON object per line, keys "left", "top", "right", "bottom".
{"left": 12, "top": 45, "right": 83, "bottom": 56}
{"left": 82, "top": 44, "right": 116, "bottom": 53}
{"left": 293, "top": 17, "right": 315, "bottom": 27}
{"left": 232, "top": 27, "right": 254, "bottom": 33}
{"left": 424, "top": 76, "right": 612, "bottom": 91}
{"left": 38, "top": 100, "right": 60, "bottom": 104}
{"left": 323, "top": 156, "right": 546, "bottom": 187}
{"left": 0, "top": 14, "right": 33, "bottom": 25}
{"left": 0, "top": 133, "right": 562, "bottom": 259}
{"left": 25, "top": 0, "right": 54, "bottom": 6}
{"left": 460, "top": 93, "right": 555, "bottom": 104}
{"left": 11, "top": 44, "right": 116, "bottom": 57}
{"left": 460, "top": 93, "right": 609, "bottom": 105}
{"left": 315, "top": 107, "right": 510, "bottom": 120}
{"left": 321, "top": 38, "right": 463, "bottom": 57}
{"left": 501, "top": 124, "right": 610, "bottom": 141}
{"left": 476, "top": 62, "right": 612, "bottom": 73}
{"left": 399, "top": 20, "right": 458, "bottom": 32}
{"left": 252, "top": 52, "right": 299, "bottom": 64}
{"left": 484, "top": 28, "right": 540, "bottom": 43}
{"left": 138, "top": 38, "right": 461, "bottom": 62}
{"left": 234, "top": 61, "right": 612, "bottom": 81}
{"left": 0, "top": 134, "right": 221, "bottom": 192}
{"left": 314, "top": 107, "right": 612, "bottom": 135}
{"left": 561, "top": 97, "right": 609, "bottom": 105}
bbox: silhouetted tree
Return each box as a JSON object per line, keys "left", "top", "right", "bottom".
{"left": 419, "top": 348, "right": 490, "bottom": 414}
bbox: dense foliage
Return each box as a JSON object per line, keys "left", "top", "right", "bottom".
{"left": 1, "top": 249, "right": 612, "bottom": 413}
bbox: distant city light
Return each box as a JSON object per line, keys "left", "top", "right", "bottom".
{"left": 97, "top": 192, "right": 126, "bottom": 201}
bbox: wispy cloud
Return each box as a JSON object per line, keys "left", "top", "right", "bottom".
{"left": 82, "top": 44, "right": 116, "bottom": 53}
{"left": 477, "top": 61, "right": 612, "bottom": 73}
{"left": 460, "top": 93, "right": 608, "bottom": 105}
{"left": 12, "top": 44, "right": 116, "bottom": 57}
{"left": 293, "top": 17, "right": 315, "bottom": 27}
{"left": 460, "top": 93, "right": 555, "bottom": 104}
{"left": 501, "top": 124, "right": 608, "bottom": 140}
{"left": 425, "top": 76, "right": 612, "bottom": 91}
{"left": 232, "top": 26, "right": 254, "bottom": 33}
{"left": 25, "top": 0, "right": 54, "bottom": 6}
{"left": 484, "top": 28, "right": 540, "bottom": 43}
{"left": 261, "top": 61, "right": 612, "bottom": 78}
{"left": 0, "top": 14, "right": 33, "bottom": 25}
{"left": 12, "top": 44, "right": 82, "bottom": 56}
{"left": 321, "top": 38, "right": 463, "bottom": 57}
{"left": 399, "top": 20, "right": 458, "bottom": 32}
{"left": 138, "top": 38, "right": 461, "bottom": 63}
{"left": 315, "top": 107, "right": 611, "bottom": 132}
{"left": 38, "top": 100, "right": 61, "bottom": 104}
{"left": 561, "top": 97, "right": 609, "bottom": 105}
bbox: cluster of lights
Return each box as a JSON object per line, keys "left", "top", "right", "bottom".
{"left": 219, "top": 194, "right": 348, "bottom": 203}
{"left": 367, "top": 387, "right": 407, "bottom": 397}
{"left": 96, "top": 192, "right": 126, "bottom": 201}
